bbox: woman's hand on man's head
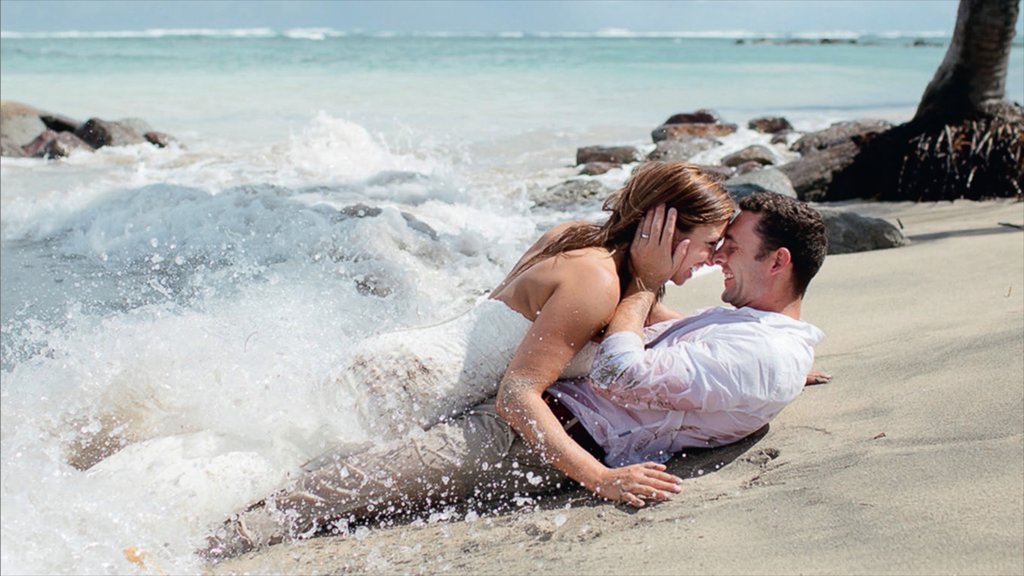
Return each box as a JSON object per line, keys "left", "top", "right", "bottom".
{"left": 630, "top": 204, "right": 690, "bottom": 292}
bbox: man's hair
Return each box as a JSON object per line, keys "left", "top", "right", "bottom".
{"left": 739, "top": 192, "right": 827, "bottom": 297}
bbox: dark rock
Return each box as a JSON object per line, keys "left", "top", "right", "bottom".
{"left": 748, "top": 116, "right": 793, "bottom": 134}
{"left": 663, "top": 109, "right": 721, "bottom": 125}
{"left": 721, "top": 144, "right": 776, "bottom": 167}
{"left": 576, "top": 145, "right": 642, "bottom": 165}
{"left": 534, "top": 179, "right": 614, "bottom": 208}
{"left": 400, "top": 212, "right": 438, "bottom": 241}
{"left": 770, "top": 132, "right": 792, "bottom": 145}
{"left": 652, "top": 122, "right": 738, "bottom": 142}
{"left": 1, "top": 101, "right": 47, "bottom": 148}
{"left": 724, "top": 167, "right": 797, "bottom": 199}
{"left": 579, "top": 162, "right": 618, "bottom": 176}
{"left": 45, "top": 132, "right": 93, "bottom": 158}
{"left": 817, "top": 208, "right": 907, "bottom": 254}
{"left": 790, "top": 119, "right": 893, "bottom": 155}
{"left": 74, "top": 117, "right": 147, "bottom": 149}
{"left": 39, "top": 112, "right": 81, "bottom": 133}
{"left": 22, "top": 129, "right": 59, "bottom": 157}
{"left": 144, "top": 131, "right": 175, "bottom": 148}
{"left": 646, "top": 138, "right": 719, "bottom": 162}
{"left": 778, "top": 141, "right": 861, "bottom": 201}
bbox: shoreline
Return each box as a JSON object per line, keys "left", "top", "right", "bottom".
{"left": 210, "top": 198, "right": 1024, "bottom": 575}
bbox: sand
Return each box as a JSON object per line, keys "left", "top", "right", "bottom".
{"left": 209, "top": 199, "right": 1024, "bottom": 576}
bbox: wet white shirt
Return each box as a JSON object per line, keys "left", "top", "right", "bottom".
{"left": 547, "top": 306, "right": 824, "bottom": 467}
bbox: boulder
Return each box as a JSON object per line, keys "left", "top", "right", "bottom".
{"left": 721, "top": 144, "right": 776, "bottom": 167}
{"left": 533, "top": 179, "right": 614, "bottom": 208}
{"left": 734, "top": 160, "right": 764, "bottom": 175}
{"left": 748, "top": 116, "right": 793, "bottom": 134}
{"left": 790, "top": 119, "right": 893, "bottom": 155}
{"left": 646, "top": 138, "right": 719, "bottom": 162}
{"left": 778, "top": 141, "right": 861, "bottom": 201}
{"left": 1, "top": 100, "right": 46, "bottom": 148}
{"left": 724, "top": 167, "right": 797, "bottom": 199}
{"left": 45, "top": 132, "right": 94, "bottom": 158}
{"left": 694, "top": 164, "right": 734, "bottom": 180}
{"left": 579, "top": 162, "right": 618, "bottom": 176}
{"left": 74, "top": 117, "right": 148, "bottom": 148}
{"left": 817, "top": 208, "right": 907, "bottom": 254}
{"left": 652, "top": 122, "right": 738, "bottom": 142}
{"left": 39, "top": 112, "right": 81, "bottom": 133}
{"left": 576, "top": 145, "right": 642, "bottom": 165}
{"left": 0, "top": 134, "right": 27, "bottom": 158}
{"left": 22, "top": 129, "right": 59, "bottom": 157}
{"left": 663, "top": 109, "right": 721, "bottom": 125}
{"left": 144, "top": 131, "right": 176, "bottom": 148}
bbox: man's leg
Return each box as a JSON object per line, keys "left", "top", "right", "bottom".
{"left": 202, "top": 401, "right": 570, "bottom": 558}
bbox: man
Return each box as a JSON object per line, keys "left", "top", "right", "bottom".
{"left": 202, "top": 191, "right": 827, "bottom": 558}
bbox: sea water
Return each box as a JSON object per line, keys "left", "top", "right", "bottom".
{"left": 2, "top": 30, "right": 1022, "bottom": 574}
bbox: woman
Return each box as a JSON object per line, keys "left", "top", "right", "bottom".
{"left": 341, "top": 161, "right": 735, "bottom": 439}
{"left": 200, "top": 162, "right": 734, "bottom": 558}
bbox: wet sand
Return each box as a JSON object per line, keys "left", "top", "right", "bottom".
{"left": 211, "top": 199, "right": 1024, "bottom": 576}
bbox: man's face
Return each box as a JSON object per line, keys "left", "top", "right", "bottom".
{"left": 711, "top": 211, "right": 774, "bottom": 308}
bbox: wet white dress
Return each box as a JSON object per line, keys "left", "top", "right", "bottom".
{"left": 337, "top": 298, "right": 598, "bottom": 435}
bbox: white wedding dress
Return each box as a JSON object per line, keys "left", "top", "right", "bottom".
{"left": 336, "top": 298, "right": 598, "bottom": 435}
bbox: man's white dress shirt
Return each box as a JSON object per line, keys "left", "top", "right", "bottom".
{"left": 547, "top": 306, "right": 824, "bottom": 467}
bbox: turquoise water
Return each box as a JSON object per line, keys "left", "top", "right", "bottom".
{"left": 1, "top": 31, "right": 1022, "bottom": 574}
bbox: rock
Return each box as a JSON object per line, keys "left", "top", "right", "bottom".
{"left": 724, "top": 167, "right": 797, "bottom": 199}
{"left": 734, "top": 161, "right": 764, "bottom": 175}
{"left": 21, "top": 129, "right": 59, "bottom": 157}
{"left": 652, "top": 122, "right": 738, "bottom": 142}
{"left": 45, "top": 132, "right": 93, "bottom": 158}
{"left": 576, "top": 145, "right": 642, "bottom": 165}
{"left": 770, "top": 132, "right": 792, "bottom": 145}
{"left": 694, "top": 164, "right": 734, "bottom": 180}
{"left": 579, "top": 162, "right": 618, "bottom": 176}
{"left": 534, "top": 179, "right": 614, "bottom": 208}
{"left": 74, "top": 117, "right": 148, "bottom": 148}
{"left": 817, "top": 208, "right": 907, "bottom": 254}
{"left": 748, "top": 116, "right": 793, "bottom": 134}
{"left": 1, "top": 134, "right": 27, "bottom": 158}
{"left": 39, "top": 112, "right": 81, "bottom": 133}
{"left": 1, "top": 100, "right": 47, "bottom": 148}
{"left": 663, "top": 109, "right": 721, "bottom": 125}
{"left": 721, "top": 144, "right": 776, "bottom": 167}
{"left": 646, "top": 138, "right": 719, "bottom": 162}
{"left": 790, "top": 119, "right": 893, "bottom": 155}
{"left": 144, "top": 131, "right": 175, "bottom": 148}
{"left": 778, "top": 141, "right": 862, "bottom": 201}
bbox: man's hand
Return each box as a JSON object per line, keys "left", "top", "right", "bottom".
{"left": 631, "top": 204, "right": 689, "bottom": 292}
{"left": 589, "top": 462, "right": 683, "bottom": 508}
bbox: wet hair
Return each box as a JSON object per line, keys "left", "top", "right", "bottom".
{"left": 510, "top": 162, "right": 736, "bottom": 293}
{"left": 739, "top": 192, "right": 827, "bottom": 297}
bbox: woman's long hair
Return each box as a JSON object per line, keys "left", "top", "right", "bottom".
{"left": 509, "top": 162, "right": 735, "bottom": 294}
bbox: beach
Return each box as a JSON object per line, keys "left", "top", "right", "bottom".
{"left": 2, "top": 29, "right": 1023, "bottom": 575}
{"left": 211, "top": 199, "right": 1024, "bottom": 575}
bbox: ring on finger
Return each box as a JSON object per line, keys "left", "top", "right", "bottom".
{"left": 640, "top": 233, "right": 650, "bottom": 239}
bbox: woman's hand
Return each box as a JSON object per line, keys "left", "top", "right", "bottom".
{"left": 589, "top": 462, "right": 683, "bottom": 508}
{"left": 631, "top": 204, "right": 690, "bottom": 292}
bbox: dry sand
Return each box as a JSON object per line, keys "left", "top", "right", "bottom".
{"left": 210, "top": 199, "right": 1023, "bottom": 576}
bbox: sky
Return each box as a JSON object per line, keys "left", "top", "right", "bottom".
{"left": 2, "top": 0, "right": 1020, "bottom": 35}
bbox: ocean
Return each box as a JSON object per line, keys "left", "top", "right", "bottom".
{"left": 2, "top": 29, "right": 1022, "bottom": 574}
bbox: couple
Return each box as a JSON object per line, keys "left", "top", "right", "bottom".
{"left": 202, "top": 161, "right": 827, "bottom": 558}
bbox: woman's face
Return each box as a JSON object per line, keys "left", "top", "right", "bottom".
{"left": 670, "top": 221, "right": 728, "bottom": 285}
